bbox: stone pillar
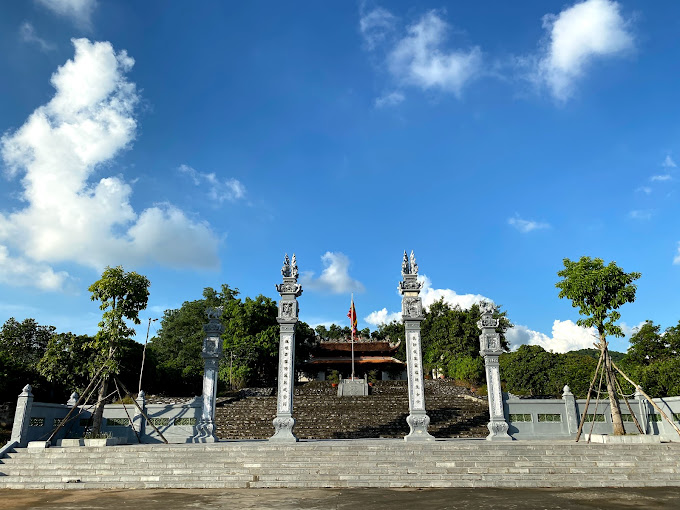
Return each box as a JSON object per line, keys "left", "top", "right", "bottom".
{"left": 11, "top": 385, "right": 34, "bottom": 447}
{"left": 270, "top": 253, "right": 302, "bottom": 442}
{"left": 133, "top": 390, "right": 145, "bottom": 437}
{"left": 635, "top": 387, "right": 649, "bottom": 434}
{"left": 197, "top": 308, "right": 225, "bottom": 442}
{"left": 66, "top": 392, "right": 79, "bottom": 407}
{"left": 562, "top": 385, "right": 578, "bottom": 435}
{"left": 478, "top": 303, "right": 512, "bottom": 440}
{"left": 399, "top": 250, "right": 434, "bottom": 441}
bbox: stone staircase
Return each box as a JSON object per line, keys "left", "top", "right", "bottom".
{"left": 1, "top": 440, "right": 679, "bottom": 489}
{"left": 215, "top": 380, "right": 490, "bottom": 440}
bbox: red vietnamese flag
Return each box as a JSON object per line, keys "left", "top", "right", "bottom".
{"left": 347, "top": 299, "right": 357, "bottom": 334}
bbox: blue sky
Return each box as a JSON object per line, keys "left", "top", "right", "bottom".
{"left": 1, "top": 0, "right": 679, "bottom": 353}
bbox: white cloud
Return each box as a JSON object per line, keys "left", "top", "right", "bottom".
{"left": 375, "top": 90, "right": 405, "bottom": 108}
{"left": 36, "top": 0, "right": 97, "bottom": 28}
{"left": 635, "top": 186, "right": 651, "bottom": 194}
{"left": 388, "top": 11, "right": 482, "bottom": 97}
{"left": 178, "top": 164, "right": 246, "bottom": 203}
{"left": 301, "top": 252, "right": 365, "bottom": 294}
{"left": 651, "top": 174, "right": 672, "bottom": 182}
{"left": 674, "top": 242, "right": 680, "bottom": 265}
{"left": 364, "top": 308, "right": 402, "bottom": 326}
{"left": 0, "top": 39, "right": 220, "bottom": 291}
{"left": 419, "top": 275, "right": 491, "bottom": 310}
{"left": 364, "top": 274, "right": 492, "bottom": 326}
{"left": 662, "top": 155, "right": 677, "bottom": 168}
{"left": 0, "top": 245, "right": 72, "bottom": 291}
{"left": 507, "top": 320, "right": 598, "bottom": 353}
{"left": 20, "top": 21, "right": 56, "bottom": 52}
{"left": 508, "top": 215, "right": 550, "bottom": 233}
{"left": 359, "top": 5, "right": 396, "bottom": 50}
{"left": 536, "top": 0, "right": 633, "bottom": 101}
{"left": 628, "top": 209, "right": 653, "bottom": 220}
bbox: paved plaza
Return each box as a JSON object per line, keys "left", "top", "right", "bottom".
{"left": 1, "top": 487, "right": 679, "bottom": 509}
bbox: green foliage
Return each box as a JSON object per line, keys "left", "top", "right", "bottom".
{"left": 0, "top": 318, "right": 54, "bottom": 400}
{"left": 88, "top": 266, "right": 150, "bottom": 377}
{"left": 421, "top": 299, "right": 511, "bottom": 376}
{"left": 500, "top": 345, "right": 600, "bottom": 398}
{"left": 371, "top": 320, "right": 406, "bottom": 360}
{"left": 556, "top": 257, "right": 641, "bottom": 339}
{"left": 38, "top": 332, "right": 94, "bottom": 395}
{"left": 446, "top": 355, "right": 484, "bottom": 385}
{"left": 620, "top": 320, "right": 680, "bottom": 397}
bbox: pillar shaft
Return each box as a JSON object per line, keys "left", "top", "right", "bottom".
{"left": 399, "top": 251, "right": 434, "bottom": 441}
{"left": 478, "top": 304, "right": 512, "bottom": 440}
{"left": 197, "top": 308, "right": 225, "bottom": 442}
{"left": 270, "top": 254, "right": 302, "bottom": 442}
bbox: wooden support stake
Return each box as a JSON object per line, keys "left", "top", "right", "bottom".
{"left": 115, "top": 377, "right": 168, "bottom": 444}
{"left": 614, "top": 374, "right": 644, "bottom": 434}
{"left": 575, "top": 349, "right": 605, "bottom": 442}
{"left": 612, "top": 362, "right": 680, "bottom": 439}
{"left": 113, "top": 378, "right": 141, "bottom": 444}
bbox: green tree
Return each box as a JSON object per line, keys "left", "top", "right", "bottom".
{"left": 148, "top": 284, "right": 239, "bottom": 394}
{"left": 556, "top": 256, "right": 641, "bottom": 435}
{"left": 38, "top": 332, "right": 94, "bottom": 399}
{"left": 88, "top": 266, "right": 150, "bottom": 434}
{"left": 0, "top": 318, "right": 54, "bottom": 401}
{"left": 421, "top": 299, "right": 511, "bottom": 380}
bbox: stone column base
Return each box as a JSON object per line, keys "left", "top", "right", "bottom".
{"left": 269, "top": 415, "right": 298, "bottom": 442}
{"left": 404, "top": 412, "right": 434, "bottom": 441}
{"left": 194, "top": 419, "right": 218, "bottom": 443}
{"left": 486, "top": 420, "right": 512, "bottom": 441}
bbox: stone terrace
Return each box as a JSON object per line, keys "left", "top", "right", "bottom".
{"left": 215, "top": 380, "right": 490, "bottom": 440}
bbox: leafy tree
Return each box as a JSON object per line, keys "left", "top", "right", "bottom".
{"left": 621, "top": 320, "right": 680, "bottom": 397}
{"left": 556, "top": 256, "right": 641, "bottom": 435}
{"left": 148, "top": 284, "right": 239, "bottom": 394}
{"left": 500, "top": 345, "right": 560, "bottom": 396}
{"left": 38, "top": 332, "right": 94, "bottom": 399}
{"left": 88, "top": 266, "right": 150, "bottom": 434}
{"left": 420, "top": 299, "right": 511, "bottom": 379}
{"left": 371, "top": 320, "right": 406, "bottom": 361}
{"left": 0, "top": 318, "right": 54, "bottom": 401}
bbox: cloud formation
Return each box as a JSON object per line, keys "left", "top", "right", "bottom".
{"left": 0, "top": 39, "right": 220, "bottom": 291}
{"left": 36, "top": 0, "right": 97, "bottom": 28}
{"left": 301, "top": 252, "right": 365, "bottom": 294}
{"left": 20, "top": 22, "right": 55, "bottom": 52}
{"left": 674, "top": 242, "right": 680, "bottom": 265}
{"left": 662, "top": 155, "right": 677, "bottom": 168}
{"left": 388, "top": 11, "right": 482, "bottom": 97}
{"left": 506, "top": 320, "right": 598, "bottom": 353}
{"left": 359, "top": 5, "right": 396, "bottom": 50}
{"left": 535, "top": 0, "right": 633, "bottom": 101}
{"left": 360, "top": 7, "right": 482, "bottom": 103}
{"left": 508, "top": 215, "right": 550, "bottom": 233}
{"left": 178, "top": 164, "right": 246, "bottom": 203}
{"left": 364, "top": 274, "right": 492, "bottom": 326}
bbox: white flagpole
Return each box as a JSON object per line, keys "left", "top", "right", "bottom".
{"left": 351, "top": 293, "right": 355, "bottom": 380}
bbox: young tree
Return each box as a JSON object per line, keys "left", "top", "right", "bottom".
{"left": 556, "top": 256, "right": 640, "bottom": 435}
{"left": 88, "top": 266, "right": 150, "bottom": 434}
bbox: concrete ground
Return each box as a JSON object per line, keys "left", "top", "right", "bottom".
{"left": 1, "top": 488, "right": 679, "bottom": 510}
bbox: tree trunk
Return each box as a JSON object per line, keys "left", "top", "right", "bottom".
{"left": 604, "top": 349, "right": 625, "bottom": 435}
{"left": 91, "top": 376, "right": 109, "bottom": 436}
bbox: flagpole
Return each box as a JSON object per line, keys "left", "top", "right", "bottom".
{"left": 351, "top": 293, "right": 355, "bottom": 380}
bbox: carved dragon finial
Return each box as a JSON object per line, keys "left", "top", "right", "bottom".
{"left": 479, "top": 301, "right": 494, "bottom": 315}
{"left": 206, "top": 306, "right": 223, "bottom": 320}
{"left": 291, "top": 253, "right": 298, "bottom": 279}
{"left": 402, "top": 250, "right": 410, "bottom": 274}
{"left": 281, "top": 253, "right": 291, "bottom": 277}
{"left": 410, "top": 250, "right": 418, "bottom": 275}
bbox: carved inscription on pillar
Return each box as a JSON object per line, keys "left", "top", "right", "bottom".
{"left": 270, "top": 253, "right": 302, "bottom": 443}
{"left": 400, "top": 250, "right": 433, "bottom": 441}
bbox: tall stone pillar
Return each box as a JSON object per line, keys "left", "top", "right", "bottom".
{"left": 270, "top": 253, "right": 302, "bottom": 442}
{"left": 399, "top": 251, "right": 434, "bottom": 441}
{"left": 478, "top": 303, "right": 512, "bottom": 441}
{"left": 197, "top": 307, "right": 224, "bottom": 442}
{"left": 11, "top": 384, "right": 34, "bottom": 447}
